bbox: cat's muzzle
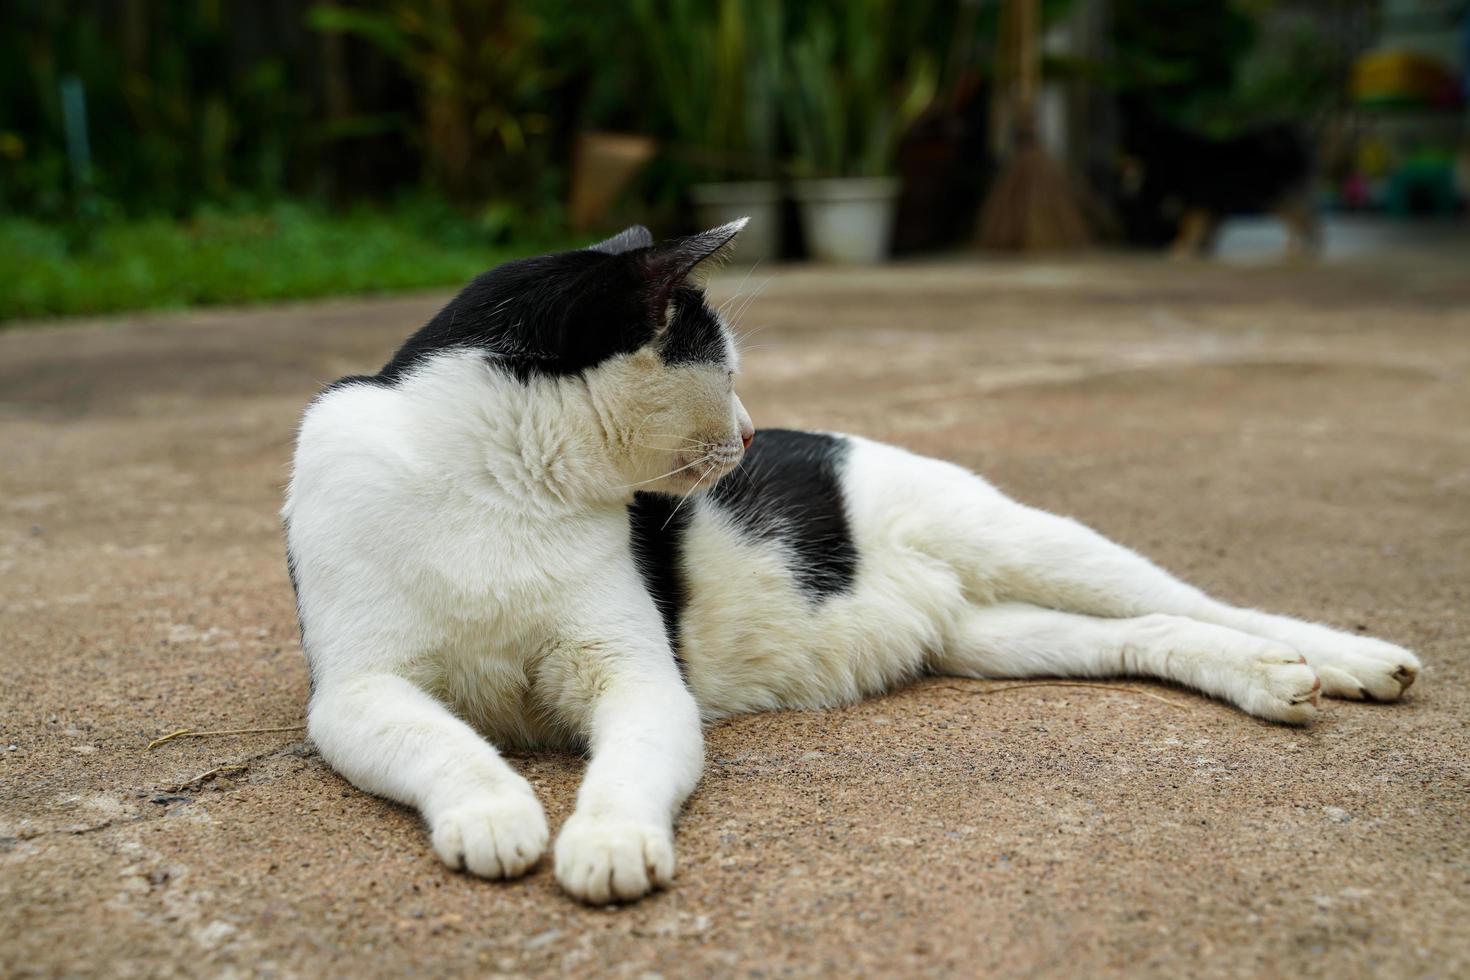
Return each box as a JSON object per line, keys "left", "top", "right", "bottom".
{"left": 679, "top": 442, "right": 744, "bottom": 484}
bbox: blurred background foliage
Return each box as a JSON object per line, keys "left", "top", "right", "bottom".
{"left": 0, "top": 0, "right": 1400, "bottom": 319}
{"left": 780, "top": 0, "right": 941, "bottom": 177}
{"left": 1109, "top": 0, "right": 1353, "bottom": 137}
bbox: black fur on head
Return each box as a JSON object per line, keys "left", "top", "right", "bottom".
{"left": 373, "top": 220, "right": 747, "bottom": 384}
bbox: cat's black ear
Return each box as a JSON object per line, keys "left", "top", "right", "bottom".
{"left": 588, "top": 225, "right": 654, "bottom": 255}
{"left": 642, "top": 218, "right": 748, "bottom": 302}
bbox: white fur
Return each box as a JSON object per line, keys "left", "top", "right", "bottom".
{"left": 285, "top": 345, "right": 1421, "bottom": 905}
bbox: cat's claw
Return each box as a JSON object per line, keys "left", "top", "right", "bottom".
{"left": 554, "top": 815, "right": 675, "bottom": 905}
{"left": 430, "top": 792, "right": 548, "bottom": 879}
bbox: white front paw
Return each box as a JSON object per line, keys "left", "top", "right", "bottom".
{"left": 430, "top": 790, "right": 548, "bottom": 879}
{"left": 554, "top": 814, "right": 675, "bottom": 905}
{"left": 1237, "top": 645, "right": 1321, "bottom": 725}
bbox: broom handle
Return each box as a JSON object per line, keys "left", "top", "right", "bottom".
{"left": 1017, "top": 0, "right": 1039, "bottom": 120}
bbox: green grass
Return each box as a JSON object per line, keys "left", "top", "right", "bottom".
{"left": 0, "top": 205, "right": 571, "bottom": 321}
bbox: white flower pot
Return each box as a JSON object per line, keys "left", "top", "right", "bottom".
{"left": 690, "top": 181, "right": 781, "bottom": 264}
{"left": 792, "top": 177, "right": 900, "bottom": 263}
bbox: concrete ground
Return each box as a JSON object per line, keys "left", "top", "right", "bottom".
{"left": 2, "top": 255, "right": 1468, "bottom": 979}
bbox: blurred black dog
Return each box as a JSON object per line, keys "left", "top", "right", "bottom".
{"left": 1108, "top": 104, "right": 1319, "bottom": 258}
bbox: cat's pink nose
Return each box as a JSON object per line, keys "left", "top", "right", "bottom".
{"left": 741, "top": 428, "right": 754, "bottom": 450}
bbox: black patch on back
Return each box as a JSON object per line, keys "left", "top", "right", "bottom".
{"left": 708, "top": 429, "right": 859, "bottom": 599}
{"left": 627, "top": 492, "right": 694, "bottom": 668}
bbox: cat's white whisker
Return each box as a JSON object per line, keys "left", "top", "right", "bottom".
{"left": 716, "top": 260, "right": 761, "bottom": 320}
{"left": 728, "top": 275, "right": 773, "bottom": 330}
{"left": 734, "top": 322, "right": 774, "bottom": 344}
{"left": 642, "top": 433, "right": 709, "bottom": 447}
{"left": 659, "top": 463, "right": 715, "bottom": 532}
{"left": 613, "top": 453, "right": 717, "bottom": 490}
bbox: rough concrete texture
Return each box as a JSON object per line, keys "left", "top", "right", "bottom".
{"left": 2, "top": 256, "right": 1468, "bottom": 979}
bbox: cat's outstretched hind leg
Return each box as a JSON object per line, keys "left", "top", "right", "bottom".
{"left": 932, "top": 602, "right": 1322, "bottom": 723}
{"left": 963, "top": 501, "right": 1422, "bottom": 703}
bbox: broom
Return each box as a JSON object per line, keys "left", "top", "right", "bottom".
{"left": 977, "top": 0, "right": 1088, "bottom": 250}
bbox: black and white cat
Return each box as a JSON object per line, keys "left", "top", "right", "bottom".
{"left": 283, "top": 221, "right": 1421, "bottom": 904}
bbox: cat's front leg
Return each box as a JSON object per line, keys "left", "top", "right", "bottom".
{"left": 309, "top": 672, "right": 548, "bottom": 878}
{"left": 546, "top": 643, "right": 703, "bottom": 904}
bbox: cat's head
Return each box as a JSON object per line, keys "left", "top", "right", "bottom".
{"left": 384, "top": 221, "right": 754, "bottom": 498}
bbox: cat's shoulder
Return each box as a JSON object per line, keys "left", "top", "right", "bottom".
{"left": 300, "top": 373, "right": 397, "bottom": 430}
{"left": 292, "top": 371, "right": 425, "bottom": 479}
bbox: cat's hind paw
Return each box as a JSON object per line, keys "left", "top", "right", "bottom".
{"left": 554, "top": 815, "right": 675, "bottom": 905}
{"left": 1308, "top": 638, "right": 1421, "bottom": 702}
{"left": 430, "top": 791, "right": 548, "bottom": 879}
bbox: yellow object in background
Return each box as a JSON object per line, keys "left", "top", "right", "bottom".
{"left": 1351, "top": 49, "right": 1456, "bottom": 106}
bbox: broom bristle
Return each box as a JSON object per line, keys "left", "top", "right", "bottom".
{"left": 978, "top": 141, "right": 1090, "bottom": 251}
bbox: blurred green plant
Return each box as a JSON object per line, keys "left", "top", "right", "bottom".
{"left": 307, "top": 0, "right": 561, "bottom": 202}
{"left": 1109, "top": 0, "right": 1348, "bottom": 137}
{"left": 781, "top": 0, "right": 939, "bottom": 178}
{"left": 627, "top": 0, "right": 783, "bottom": 179}
{"left": 1, "top": 1, "right": 579, "bottom": 232}
{"left": 0, "top": 203, "right": 573, "bottom": 321}
{"left": 1223, "top": 9, "right": 1348, "bottom": 128}
{"left": 0, "top": 1, "right": 316, "bottom": 220}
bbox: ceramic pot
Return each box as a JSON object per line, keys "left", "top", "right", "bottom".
{"left": 690, "top": 180, "right": 782, "bottom": 264}
{"left": 791, "top": 177, "right": 901, "bottom": 263}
